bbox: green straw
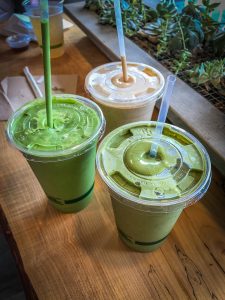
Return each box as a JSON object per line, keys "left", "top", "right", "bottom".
{"left": 41, "top": 0, "right": 53, "bottom": 128}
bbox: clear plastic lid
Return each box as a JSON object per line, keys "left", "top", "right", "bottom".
{"left": 96, "top": 121, "right": 211, "bottom": 210}
{"left": 24, "top": 0, "right": 63, "bottom": 17}
{"left": 85, "top": 62, "right": 165, "bottom": 108}
{"left": 7, "top": 94, "right": 105, "bottom": 161}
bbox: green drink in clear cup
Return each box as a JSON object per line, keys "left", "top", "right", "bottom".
{"left": 7, "top": 94, "right": 105, "bottom": 213}
{"left": 96, "top": 121, "right": 211, "bottom": 252}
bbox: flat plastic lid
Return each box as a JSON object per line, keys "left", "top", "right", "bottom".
{"left": 97, "top": 122, "right": 211, "bottom": 208}
{"left": 85, "top": 62, "right": 165, "bottom": 108}
{"left": 7, "top": 94, "right": 105, "bottom": 160}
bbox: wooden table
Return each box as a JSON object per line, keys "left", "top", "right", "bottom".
{"left": 0, "top": 23, "right": 225, "bottom": 300}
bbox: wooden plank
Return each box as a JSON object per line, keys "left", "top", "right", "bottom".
{"left": 1, "top": 121, "right": 225, "bottom": 299}
{"left": 0, "top": 21, "right": 225, "bottom": 300}
{"left": 64, "top": 2, "right": 225, "bottom": 177}
{"left": 0, "top": 134, "right": 187, "bottom": 299}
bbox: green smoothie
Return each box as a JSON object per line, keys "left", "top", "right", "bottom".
{"left": 97, "top": 121, "right": 211, "bottom": 252}
{"left": 7, "top": 94, "right": 105, "bottom": 213}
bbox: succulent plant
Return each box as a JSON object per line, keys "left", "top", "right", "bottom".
{"left": 212, "top": 30, "right": 225, "bottom": 56}
{"left": 85, "top": 0, "right": 155, "bottom": 37}
{"left": 85, "top": 0, "right": 224, "bottom": 78}
{"left": 172, "top": 50, "right": 192, "bottom": 74}
{"left": 138, "top": 0, "right": 178, "bottom": 54}
{"left": 182, "top": 0, "right": 221, "bottom": 44}
{"left": 188, "top": 59, "right": 225, "bottom": 95}
{"left": 138, "top": 19, "right": 163, "bottom": 43}
{"left": 156, "top": 0, "right": 178, "bottom": 19}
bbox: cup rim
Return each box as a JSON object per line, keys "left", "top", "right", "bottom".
{"left": 24, "top": 0, "right": 64, "bottom": 16}
{"left": 7, "top": 94, "right": 105, "bottom": 159}
{"left": 85, "top": 61, "right": 165, "bottom": 108}
{"left": 96, "top": 121, "right": 211, "bottom": 208}
{"left": 24, "top": 0, "right": 64, "bottom": 7}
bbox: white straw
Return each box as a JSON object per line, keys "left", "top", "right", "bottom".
{"left": 23, "top": 66, "right": 43, "bottom": 98}
{"left": 150, "top": 75, "right": 176, "bottom": 157}
{"left": 114, "top": 0, "right": 126, "bottom": 57}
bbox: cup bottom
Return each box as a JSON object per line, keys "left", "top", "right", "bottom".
{"left": 50, "top": 45, "right": 64, "bottom": 59}
{"left": 118, "top": 230, "right": 168, "bottom": 252}
{"left": 110, "top": 194, "right": 184, "bottom": 252}
{"left": 39, "top": 45, "right": 64, "bottom": 58}
{"left": 47, "top": 188, "right": 94, "bottom": 213}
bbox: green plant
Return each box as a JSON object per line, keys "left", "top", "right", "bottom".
{"left": 85, "top": 0, "right": 155, "bottom": 37}
{"left": 172, "top": 50, "right": 192, "bottom": 74}
{"left": 138, "top": 0, "right": 204, "bottom": 70}
{"left": 188, "top": 59, "right": 225, "bottom": 95}
{"left": 168, "top": 15, "right": 204, "bottom": 53}
{"left": 182, "top": 0, "right": 221, "bottom": 44}
{"left": 85, "top": 0, "right": 224, "bottom": 76}
{"left": 212, "top": 30, "right": 225, "bottom": 56}
{"left": 156, "top": 18, "right": 170, "bottom": 56}
{"left": 138, "top": 19, "right": 162, "bottom": 42}
{"left": 156, "top": 0, "right": 178, "bottom": 19}
{"left": 156, "top": 0, "right": 178, "bottom": 56}
{"left": 84, "top": 0, "right": 105, "bottom": 13}
{"left": 138, "top": 0, "right": 178, "bottom": 54}
{"left": 144, "top": 0, "right": 201, "bottom": 73}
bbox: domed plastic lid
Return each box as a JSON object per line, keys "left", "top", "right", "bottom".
{"left": 7, "top": 94, "right": 105, "bottom": 161}
{"left": 97, "top": 122, "right": 211, "bottom": 209}
{"left": 85, "top": 62, "right": 165, "bottom": 108}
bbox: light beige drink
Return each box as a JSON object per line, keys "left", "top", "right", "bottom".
{"left": 27, "top": 2, "right": 64, "bottom": 58}
{"left": 85, "top": 62, "right": 165, "bottom": 134}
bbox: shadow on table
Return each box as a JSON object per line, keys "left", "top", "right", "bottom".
{"left": 0, "top": 234, "right": 25, "bottom": 300}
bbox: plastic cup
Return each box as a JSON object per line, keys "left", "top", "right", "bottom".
{"left": 96, "top": 121, "right": 211, "bottom": 252}
{"left": 85, "top": 62, "right": 165, "bottom": 134}
{"left": 24, "top": 0, "right": 64, "bottom": 58}
{"left": 7, "top": 94, "right": 105, "bottom": 213}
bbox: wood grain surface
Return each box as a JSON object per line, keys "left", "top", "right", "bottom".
{"left": 0, "top": 21, "right": 225, "bottom": 300}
